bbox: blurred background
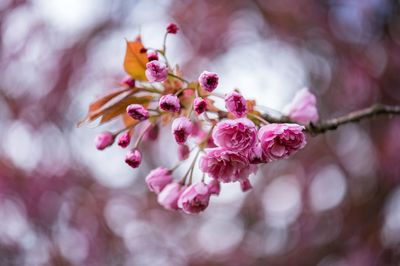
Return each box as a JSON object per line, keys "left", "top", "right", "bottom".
{"left": 1, "top": 0, "right": 400, "bottom": 265}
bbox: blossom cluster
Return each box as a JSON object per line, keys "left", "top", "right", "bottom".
{"left": 87, "top": 23, "right": 319, "bottom": 214}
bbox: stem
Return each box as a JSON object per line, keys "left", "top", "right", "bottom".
{"left": 247, "top": 112, "right": 269, "bottom": 125}
{"left": 168, "top": 73, "right": 190, "bottom": 84}
{"left": 133, "top": 122, "right": 153, "bottom": 148}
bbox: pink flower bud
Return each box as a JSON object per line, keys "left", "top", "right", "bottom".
{"left": 117, "top": 132, "right": 131, "bottom": 148}
{"left": 95, "top": 132, "right": 114, "bottom": 150}
{"left": 124, "top": 149, "right": 142, "bottom": 168}
{"left": 178, "top": 182, "right": 211, "bottom": 214}
{"left": 240, "top": 178, "right": 252, "bottom": 192}
{"left": 140, "top": 47, "right": 147, "bottom": 53}
{"left": 121, "top": 76, "right": 135, "bottom": 87}
{"left": 258, "top": 123, "right": 306, "bottom": 160}
{"left": 207, "top": 179, "right": 221, "bottom": 196}
{"left": 159, "top": 94, "right": 180, "bottom": 112}
{"left": 126, "top": 104, "right": 149, "bottom": 121}
{"left": 225, "top": 91, "right": 247, "bottom": 118}
{"left": 193, "top": 97, "right": 207, "bottom": 115}
{"left": 144, "top": 124, "right": 159, "bottom": 141}
{"left": 147, "top": 51, "right": 158, "bottom": 61}
{"left": 145, "top": 167, "right": 173, "bottom": 193}
{"left": 171, "top": 117, "right": 193, "bottom": 144}
{"left": 178, "top": 144, "right": 190, "bottom": 160}
{"left": 157, "top": 183, "right": 183, "bottom": 210}
{"left": 283, "top": 88, "right": 319, "bottom": 124}
{"left": 145, "top": 60, "right": 168, "bottom": 82}
{"left": 166, "top": 23, "right": 179, "bottom": 34}
{"left": 198, "top": 71, "right": 219, "bottom": 92}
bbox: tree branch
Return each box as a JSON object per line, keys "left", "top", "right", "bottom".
{"left": 262, "top": 104, "right": 400, "bottom": 135}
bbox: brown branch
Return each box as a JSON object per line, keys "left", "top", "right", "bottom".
{"left": 261, "top": 104, "right": 400, "bottom": 135}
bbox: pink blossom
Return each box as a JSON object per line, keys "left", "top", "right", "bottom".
{"left": 95, "top": 132, "right": 114, "bottom": 150}
{"left": 225, "top": 91, "right": 247, "bottom": 118}
{"left": 258, "top": 123, "right": 306, "bottom": 160}
{"left": 157, "top": 183, "right": 183, "bottom": 210}
{"left": 159, "top": 94, "right": 180, "bottom": 112}
{"left": 117, "top": 132, "right": 131, "bottom": 148}
{"left": 240, "top": 178, "right": 252, "bottom": 192}
{"left": 199, "top": 147, "right": 256, "bottom": 183}
{"left": 207, "top": 179, "right": 221, "bottom": 196}
{"left": 177, "top": 144, "right": 190, "bottom": 160}
{"left": 124, "top": 149, "right": 142, "bottom": 168}
{"left": 284, "top": 88, "right": 319, "bottom": 124}
{"left": 248, "top": 143, "right": 268, "bottom": 164}
{"left": 121, "top": 76, "right": 135, "bottom": 87}
{"left": 145, "top": 60, "right": 168, "bottom": 82}
{"left": 178, "top": 182, "right": 211, "bottom": 214}
{"left": 171, "top": 117, "right": 193, "bottom": 144}
{"left": 145, "top": 167, "right": 173, "bottom": 193}
{"left": 166, "top": 23, "right": 179, "bottom": 34}
{"left": 212, "top": 118, "right": 257, "bottom": 152}
{"left": 198, "top": 71, "right": 219, "bottom": 92}
{"left": 147, "top": 51, "right": 158, "bottom": 61}
{"left": 193, "top": 97, "right": 207, "bottom": 115}
{"left": 126, "top": 104, "right": 149, "bottom": 121}
{"left": 144, "top": 124, "right": 159, "bottom": 141}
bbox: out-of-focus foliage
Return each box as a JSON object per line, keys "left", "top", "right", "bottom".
{"left": 0, "top": 0, "right": 400, "bottom": 265}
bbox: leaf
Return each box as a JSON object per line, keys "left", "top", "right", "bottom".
{"left": 124, "top": 37, "right": 148, "bottom": 81}
{"left": 122, "top": 113, "right": 140, "bottom": 128}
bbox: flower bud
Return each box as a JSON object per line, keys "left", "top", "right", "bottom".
{"left": 117, "top": 132, "right": 131, "bottom": 148}
{"left": 193, "top": 97, "right": 207, "bottom": 115}
{"left": 157, "top": 183, "right": 183, "bottom": 210}
{"left": 145, "top": 60, "right": 168, "bottom": 82}
{"left": 207, "top": 179, "right": 221, "bottom": 196}
{"left": 145, "top": 167, "right": 173, "bottom": 193}
{"left": 166, "top": 23, "right": 179, "bottom": 34}
{"left": 198, "top": 71, "right": 219, "bottom": 92}
{"left": 171, "top": 117, "right": 193, "bottom": 144}
{"left": 95, "top": 132, "right": 114, "bottom": 150}
{"left": 283, "top": 88, "right": 319, "bottom": 124}
{"left": 144, "top": 124, "right": 159, "bottom": 141}
{"left": 177, "top": 144, "right": 190, "bottom": 160}
{"left": 225, "top": 91, "right": 247, "bottom": 118}
{"left": 240, "top": 178, "right": 252, "bottom": 192}
{"left": 124, "top": 149, "right": 142, "bottom": 168}
{"left": 147, "top": 51, "right": 158, "bottom": 61}
{"left": 178, "top": 182, "right": 211, "bottom": 214}
{"left": 126, "top": 104, "right": 149, "bottom": 121}
{"left": 121, "top": 76, "right": 135, "bottom": 87}
{"left": 159, "top": 94, "right": 180, "bottom": 112}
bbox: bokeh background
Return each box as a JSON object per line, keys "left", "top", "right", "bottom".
{"left": 1, "top": 0, "right": 400, "bottom": 265}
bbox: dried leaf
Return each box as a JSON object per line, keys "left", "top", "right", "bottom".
{"left": 124, "top": 37, "right": 148, "bottom": 81}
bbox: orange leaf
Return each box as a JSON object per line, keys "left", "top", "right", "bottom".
{"left": 124, "top": 37, "right": 148, "bottom": 81}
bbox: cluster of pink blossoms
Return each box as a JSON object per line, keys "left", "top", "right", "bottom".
{"left": 90, "top": 23, "right": 319, "bottom": 214}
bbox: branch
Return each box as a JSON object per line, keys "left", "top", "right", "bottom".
{"left": 262, "top": 104, "right": 400, "bottom": 135}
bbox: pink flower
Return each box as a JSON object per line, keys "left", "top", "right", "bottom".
{"left": 178, "top": 182, "right": 211, "bottom": 214}
{"left": 166, "top": 23, "right": 179, "bottom": 34}
{"left": 126, "top": 104, "right": 149, "bottom": 121}
{"left": 212, "top": 118, "right": 257, "bottom": 152}
{"left": 240, "top": 178, "right": 252, "bottom": 192}
{"left": 145, "top": 60, "right": 168, "bottom": 82}
{"left": 198, "top": 71, "right": 219, "bottom": 92}
{"left": 193, "top": 97, "right": 207, "bottom": 115}
{"left": 177, "top": 144, "right": 190, "bottom": 160}
{"left": 207, "top": 179, "right": 221, "bottom": 196}
{"left": 248, "top": 143, "right": 268, "bottom": 164}
{"left": 145, "top": 167, "right": 173, "bottom": 193}
{"left": 283, "top": 88, "right": 319, "bottom": 124}
{"left": 144, "top": 124, "right": 159, "bottom": 141}
{"left": 199, "top": 147, "right": 256, "bottom": 183}
{"left": 258, "top": 123, "right": 306, "bottom": 160}
{"left": 225, "top": 91, "right": 247, "bottom": 118}
{"left": 159, "top": 94, "right": 180, "bottom": 112}
{"left": 171, "top": 117, "right": 193, "bottom": 144}
{"left": 117, "top": 132, "right": 131, "bottom": 148}
{"left": 157, "top": 183, "right": 183, "bottom": 210}
{"left": 121, "top": 76, "right": 135, "bottom": 87}
{"left": 95, "top": 132, "right": 114, "bottom": 150}
{"left": 124, "top": 149, "right": 142, "bottom": 168}
{"left": 147, "top": 51, "right": 158, "bottom": 61}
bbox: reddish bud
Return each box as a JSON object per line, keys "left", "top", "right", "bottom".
{"left": 166, "top": 23, "right": 179, "bottom": 34}
{"left": 193, "top": 97, "right": 207, "bottom": 115}
{"left": 125, "top": 149, "right": 142, "bottom": 168}
{"left": 117, "top": 132, "right": 131, "bottom": 148}
{"left": 121, "top": 76, "right": 135, "bottom": 87}
{"left": 147, "top": 51, "right": 159, "bottom": 61}
{"left": 95, "top": 132, "right": 114, "bottom": 150}
{"left": 126, "top": 104, "right": 149, "bottom": 121}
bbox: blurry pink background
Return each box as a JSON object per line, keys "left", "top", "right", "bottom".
{"left": 1, "top": 0, "right": 400, "bottom": 265}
